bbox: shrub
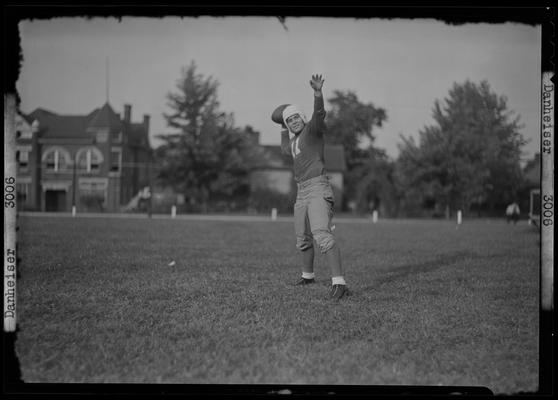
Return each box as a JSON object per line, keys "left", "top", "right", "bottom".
{"left": 79, "top": 193, "right": 105, "bottom": 212}
{"left": 249, "top": 188, "right": 294, "bottom": 214}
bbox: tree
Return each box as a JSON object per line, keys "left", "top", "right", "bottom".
{"left": 155, "top": 61, "right": 262, "bottom": 211}
{"left": 326, "top": 90, "right": 387, "bottom": 166}
{"left": 348, "top": 147, "right": 399, "bottom": 216}
{"left": 325, "top": 90, "right": 389, "bottom": 212}
{"left": 396, "top": 80, "right": 526, "bottom": 217}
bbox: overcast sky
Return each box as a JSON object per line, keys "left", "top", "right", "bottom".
{"left": 16, "top": 16, "right": 541, "bottom": 161}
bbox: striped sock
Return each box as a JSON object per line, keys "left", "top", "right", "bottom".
{"left": 302, "top": 272, "right": 315, "bottom": 279}
{"left": 332, "top": 276, "right": 346, "bottom": 285}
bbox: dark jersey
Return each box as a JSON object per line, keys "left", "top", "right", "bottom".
{"left": 280, "top": 94, "right": 327, "bottom": 183}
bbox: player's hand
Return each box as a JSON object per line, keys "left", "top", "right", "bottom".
{"left": 309, "top": 74, "right": 324, "bottom": 91}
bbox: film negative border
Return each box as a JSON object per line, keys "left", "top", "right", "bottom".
{"left": 540, "top": 72, "right": 554, "bottom": 313}
{"left": 4, "top": 94, "right": 18, "bottom": 332}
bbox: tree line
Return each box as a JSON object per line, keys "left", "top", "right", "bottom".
{"left": 155, "top": 61, "right": 535, "bottom": 217}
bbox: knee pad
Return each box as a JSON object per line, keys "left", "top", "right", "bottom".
{"left": 296, "top": 235, "right": 314, "bottom": 251}
{"left": 313, "top": 230, "right": 335, "bottom": 253}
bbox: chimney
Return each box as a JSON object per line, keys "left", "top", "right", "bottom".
{"left": 31, "top": 119, "right": 40, "bottom": 133}
{"left": 143, "top": 114, "right": 150, "bottom": 131}
{"left": 252, "top": 131, "right": 260, "bottom": 144}
{"left": 124, "top": 104, "right": 131, "bottom": 123}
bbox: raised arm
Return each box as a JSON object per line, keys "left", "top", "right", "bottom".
{"left": 309, "top": 74, "right": 326, "bottom": 131}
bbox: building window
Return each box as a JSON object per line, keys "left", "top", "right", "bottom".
{"left": 16, "top": 150, "right": 29, "bottom": 171}
{"left": 113, "top": 131, "right": 123, "bottom": 143}
{"left": 15, "top": 116, "right": 33, "bottom": 139}
{"left": 76, "top": 147, "right": 104, "bottom": 173}
{"left": 17, "top": 183, "right": 29, "bottom": 204}
{"left": 79, "top": 179, "right": 108, "bottom": 193}
{"left": 110, "top": 147, "right": 122, "bottom": 172}
{"left": 16, "top": 130, "right": 32, "bottom": 140}
{"left": 42, "top": 147, "right": 70, "bottom": 172}
{"left": 96, "top": 130, "right": 109, "bottom": 143}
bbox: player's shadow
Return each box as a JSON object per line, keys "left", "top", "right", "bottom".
{"left": 364, "top": 251, "right": 487, "bottom": 290}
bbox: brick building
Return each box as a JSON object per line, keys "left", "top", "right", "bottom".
{"left": 16, "top": 102, "right": 152, "bottom": 212}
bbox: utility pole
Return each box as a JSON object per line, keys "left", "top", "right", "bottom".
{"left": 147, "top": 155, "right": 152, "bottom": 218}
{"left": 72, "top": 152, "right": 77, "bottom": 216}
{"left": 105, "top": 56, "right": 110, "bottom": 103}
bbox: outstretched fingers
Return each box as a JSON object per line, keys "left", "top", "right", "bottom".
{"left": 310, "top": 74, "right": 324, "bottom": 89}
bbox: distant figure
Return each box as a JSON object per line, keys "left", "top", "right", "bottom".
{"left": 138, "top": 186, "right": 152, "bottom": 217}
{"left": 368, "top": 196, "right": 379, "bottom": 217}
{"left": 506, "top": 202, "right": 520, "bottom": 225}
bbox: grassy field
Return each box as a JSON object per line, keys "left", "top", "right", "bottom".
{"left": 14, "top": 215, "right": 540, "bottom": 394}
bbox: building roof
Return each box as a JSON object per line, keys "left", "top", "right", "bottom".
{"left": 257, "top": 144, "right": 346, "bottom": 172}
{"left": 258, "top": 145, "right": 293, "bottom": 169}
{"left": 87, "top": 102, "right": 122, "bottom": 131}
{"left": 27, "top": 103, "right": 148, "bottom": 148}
{"left": 28, "top": 108, "right": 96, "bottom": 139}
{"left": 18, "top": 112, "right": 35, "bottom": 126}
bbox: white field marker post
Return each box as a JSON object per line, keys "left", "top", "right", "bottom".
{"left": 457, "top": 210, "right": 462, "bottom": 225}
{"left": 271, "top": 208, "right": 277, "bottom": 221}
{"left": 372, "top": 210, "right": 378, "bottom": 223}
{"left": 72, "top": 205, "right": 76, "bottom": 217}
{"left": 171, "top": 205, "right": 176, "bottom": 218}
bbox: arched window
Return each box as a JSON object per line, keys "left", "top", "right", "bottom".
{"left": 42, "top": 146, "right": 71, "bottom": 172}
{"left": 76, "top": 147, "right": 104, "bottom": 173}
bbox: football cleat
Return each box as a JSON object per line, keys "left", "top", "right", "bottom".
{"left": 329, "top": 284, "right": 350, "bottom": 300}
{"left": 294, "top": 277, "right": 316, "bottom": 286}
